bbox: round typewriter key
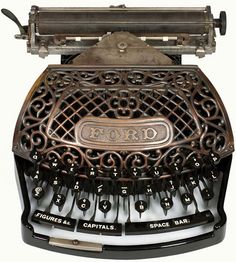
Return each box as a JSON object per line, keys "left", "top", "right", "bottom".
{"left": 169, "top": 162, "right": 183, "bottom": 175}
{"left": 30, "top": 149, "right": 42, "bottom": 163}
{"left": 87, "top": 167, "right": 98, "bottom": 178}
{"left": 185, "top": 174, "right": 199, "bottom": 190}
{"left": 32, "top": 186, "right": 45, "bottom": 200}
{"left": 207, "top": 151, "right": 221, "bottom": 165}
{"left": 208, "top": 169, "right": 220, "bottom": 182}
{"left": 118, "top": 183, "right": 132, "bottom": 197}
{"left": 111, "top": 167, "right": 121, "bottom": 179}
{"left": 48, "top": 158, "right": 61, "bottom": 171}
{"left": 130, "top": 167, "right": 141, "bottom": 178}
{"left": 188, "top": 156, "right": 203, "bottom": 170}
{"left": 201, "top": 188, "right": 214, "bottom": 201}
{"left": 53, "top": 193, "right": 66, "bottom": 206}
{"left": 99, "top": 200, "right": 112, "bottom": 213}
{"left": 135, "top": 200, "right": 147, "bottom": 213}
{"left": 72, "top": 179, "right": 82, "bottom": 193}
{"left": 166, "top": 179, "right": 179, "bottom": 193}
{"left": 76, "top": 198, "right": 91, "bottom": 211}
{"left": 181, "top": 193, "right": 193, "bottom": 205}
{"left": 50, "top": 175, "right": 63, "bottom": 191}
{"left": 66, "top": 162, "right": 79, "bottom": 176}
{"left": 95, "top": 183, "right": 105, "bottom": 196}
{"left": 32, "top": 169, "right": 43, "bottom": 182}
{"left": 149, "top": 166, "right": 163, "bottom": 178}
{"left": 145, "top": 184, "right": 154, "bottom": 196}
{"left": 160, "top": 197, "right": 173, "bottom": 210}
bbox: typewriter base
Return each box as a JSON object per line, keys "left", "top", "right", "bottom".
{"left": 15, "top": 155, "right": 231, "bottom": 259}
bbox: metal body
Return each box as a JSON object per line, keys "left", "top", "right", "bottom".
{"left": 1, "top": 5, "right": 233, "bottom": 259}
{"left": 12, "top": 65, "right": 234, "bottom": 170}
{"left": 2, "top": 5, "right": 226, "bottom": 58}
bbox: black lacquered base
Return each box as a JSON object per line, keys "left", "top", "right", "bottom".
{"left": 15, "top": 154, "right": 232, "bottom": 259}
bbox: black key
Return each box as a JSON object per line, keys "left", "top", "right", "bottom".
{"left": 76, "top": 198, "right": 91, "bottom": 211}
{"left": 185, "top": 174, "right": 199, "bottom": 190}
{"left": 30, "top": 166, "right": 43, "bottom": 183}
{"left": 66, "top": 162, "right": 79, "bottom": 176}
{"left": 188, "top": 156, "right": 203, "bottom": 170}
{"left": 135, "top": 200, "right": 147, "bottom": 217}
{"left": 30, "top": 149, "right": 42, "bottom": 163}
{"left": 32, "top": 186, "right": 45, "bottom": 200}
{"left": 145, "top": 184, "right": 154, "bottom": 196}
{"left": 181, "top": 193, "right": 193, "bottom": 205}
{"left": 86, "top": 167, "right": 98, "bottom": 178}
{"left": 72, "top": 178, "right": 82, "bottom": 193}
{"left": 118, "top": 183, "right": 132, "bottom": 197}
{"left": 130, "top": 167, "right": 141, "bottom": 178}
{"left": 95, "top": 184, "right": 105, "bottom": 196}
{"left": 50, "top": 175, "right": 63, "bottom": 191}
{"left": 48, "top": 158, "right": 61, "bottom": 171}
{"left": 149, "top": 166, "right": 163, "bottom": 178}
{"left": 53, "top": 193, "right": 66, "bottom": 207}
{"left": 166, "top": 179, "right": 179, "bottom": 193}
{"left": 207, "top": 151, "right": 221, "bottom": 165}
{"left": 160, "top": 197, "right": 173, "bottom": 210}
{"left": 205, "top": 168, "right": 220, "bottom": 182}
{"left": 99, "top": 200, "right": 112, "bottom": 213}
{"left": 201, "top": 188, "right": 214, "bottom": 201}
{"left": 32, "top": 210, "right": 76, "bottom": 231}
{"left": 77, "top": 219, "right": 122, "bottom": 236}
{"left": 125, "top": 210, "right": 214, "bottom": 235}
{"left": 169, "top": 162, "right": 182, "bottom": 175}
{"left": 111, "top": 168, "right": 121, "bottom": 179}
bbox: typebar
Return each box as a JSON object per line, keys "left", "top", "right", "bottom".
{"left": 125, "top": 210, "right": 214, "bottom": 235}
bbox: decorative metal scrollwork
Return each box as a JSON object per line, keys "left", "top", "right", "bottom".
{"left": 13, "top": 66, "right": 234, "bottom": 172}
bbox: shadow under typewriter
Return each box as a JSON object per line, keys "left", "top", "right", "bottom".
{"left": 5, "top": 5, "right": 234, "bottom": 259}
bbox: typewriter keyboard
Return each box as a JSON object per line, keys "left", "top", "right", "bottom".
{"left": 24, "top": 149, "right": 222, "bottom": 245}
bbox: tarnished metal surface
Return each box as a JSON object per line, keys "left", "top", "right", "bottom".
{"left": 13, "top": 65, "right": 234, "bottom": 173}
{"left": 2, "top": 6, "right": 226, "bottom": 58}
{"left": 72, "top": 32, "right": 172, "bottom": 65}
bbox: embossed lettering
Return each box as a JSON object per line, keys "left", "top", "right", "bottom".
{"left": 123, "top": 129, "right": 139, "bottom": 141}
{"left": 76, "top": 117, "right": 173, "bottom": 151}
{"left": 142, "top": 128, "right": 158, "bottom": 140}
{"left": 89, "top": 127, "right": 104, "bottom": 139}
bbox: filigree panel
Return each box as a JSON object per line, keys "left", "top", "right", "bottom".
{"left": 13, "top": 66, "right": 234, "bottom": 171}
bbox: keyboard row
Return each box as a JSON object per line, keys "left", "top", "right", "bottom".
{"left": 31, "top": 209, "right": 214, "bottom": 235}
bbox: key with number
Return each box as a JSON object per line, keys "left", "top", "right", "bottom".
{"left": 30, "top": 149, "right": 42, "bottom": 164}
{"left": 206, "top": 151, "right": 221, "bottom": 166}
{"left": 149, "top": 166, "right": 164, "bottom": 178}
{"left": 32, "top": 186, "right": 45, "bottom": 200}
{"left": 53, "top": 193, "right": 66, "bottom": 211}
{"left": 99, "top": 200, "right": 112, "bottom": 218}
{"left": 76, "top": 197, "right": 91, "bottom": 216}
{"left": 185, "top": 174, "right": 199, "bottom": 191}
{"left": 160, "top": 196, "right": 173, "bottom": 215}
{"left": 111, "top": 167, "right": 121, "bottom": 179}
{"left": 169, "top": 162, "right": 183, "bottom": 175}
{"left": 135, "top": 200, "right": 147, "bottom": 218}
{"left": 188, "top": 155, "right": 203, "bottom": 170}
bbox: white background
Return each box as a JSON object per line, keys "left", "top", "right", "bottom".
{"left": 0, "top": 0, "right": 235, "bottom": 261}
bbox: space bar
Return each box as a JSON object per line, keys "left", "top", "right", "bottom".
{"left": 125, "top": 210, "right": 214, "bottom": 235}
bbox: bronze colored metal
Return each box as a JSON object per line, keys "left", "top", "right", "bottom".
{"left": 12, "top": 65, "right": 234, "bottom": 173}
{"left": 75, "top": 116, "right": 174, "bottom": 151}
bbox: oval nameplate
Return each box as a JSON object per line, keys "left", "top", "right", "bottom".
{"left": 75, "top": 117, "right": 174, "bottom": 151}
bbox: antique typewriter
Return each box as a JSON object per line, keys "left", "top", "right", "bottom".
{"left": 2, "top": 5, "right": 234, "bottom": 259}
